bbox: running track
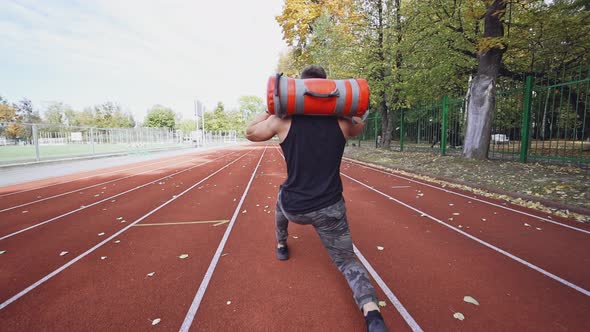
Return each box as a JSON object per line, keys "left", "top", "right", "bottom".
{"left": 0, "top": 144, "right": 588, "bottom": 331}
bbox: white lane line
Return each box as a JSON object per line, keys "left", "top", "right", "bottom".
{"left": 273, "top": 145, "right": 422, "bottom": 329}
{"left": 343, "top": 159, "right": 590, "bottom": 235}
{"left": 0, "top": 152, "right": 238, "bottom": 241}
{"left": 0, "top": 153, "right": 191, "bottom": 198}
{"left": 132, "top": 220, "right": 229, "bottom": 227}
{"left": 179, "top": 146, "right": 268, "bottom": 332}
{"left": 343, "top": 172, "right": 590, "bottom": 297}
{"left": 0, "top": 153, "right": 204, "bottom": 213}
{"left": 0, "top": 149, "right": 255, "bottom": 310}
{"left": 354, "top": 245, "right": 423, "bottom": 332}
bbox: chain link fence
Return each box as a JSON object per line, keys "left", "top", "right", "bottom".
{"left": 0, "top": 123, "right": 237, "bottom": 166}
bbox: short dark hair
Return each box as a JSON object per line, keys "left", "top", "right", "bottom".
{"left": 300, "top": 65, "right": 327, "bottom": 79}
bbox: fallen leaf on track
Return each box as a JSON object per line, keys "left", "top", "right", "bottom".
{"left": 114, "top": 240, "right": 121, "bottom": 244}
{"left": 377, "top": 246, "right": 384, "bottom": 251}
{"left": 60, "top": 251, "right": 68, "bottom": 256}
{"left": 452, "top": 213, "right": 460, "bottom": 216}
{"left": 378, "top": 301, "right": 387, "bottom": 307}
{"left": 463, "top": 296, "right": 479, "bottom": 306}
{"left": 151, "top": 318, "right": 161, "bottom": 326}
{"left": 524, "top": 223, "right": 531, "bottom": 227}
{"left": 101, "top": 256, "right": 107, "bottom": 260}
{"left": 179, "top": 254, "right": 189, "bottom": 259}
{"left": 0, "top": 250, "right": 6, "bottom": 255}
{"left": 98, "top": 232, "right": 105, "bottom": 236}
{"left": 453, "top": 312, "right": 465, "bottom": 321}
{"left": 226, "top": 301, "right": 232, "bottom": 305}
{"left": 242, "top": 210, "right": 247, "bottom": 214}
{"left": 147, "top": 272, "right": 156, "bottom": 277}
{"left": 117, "top": 217, "right": 123, "bottom": 220}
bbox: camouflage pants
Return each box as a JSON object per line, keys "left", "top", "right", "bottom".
{"left": 275, "top": 192, "right": 378, "bottom": 310}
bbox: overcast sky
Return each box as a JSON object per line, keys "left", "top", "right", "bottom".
{"left": 0, "top": 0, "right": 287, "bottom": 122}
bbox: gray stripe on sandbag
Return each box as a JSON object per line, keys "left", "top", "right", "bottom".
{"left": 334, "top": 80, "right": 347, "bottom": 114}
{"left": 349, "top": 79, "right": 360, "bottom": 117}
{"left": 295, "top": 79, "right": 306, "bottom": 114}
{"left": 279, "top": 76, "right": 289, "bottom": 117}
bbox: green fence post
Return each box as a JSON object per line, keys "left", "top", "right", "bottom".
{"left": 520, "top": 76, "right": 534, "bottom": 163}
{"left": 441, "top": 96, "right": 449, "bottom": 156}
{"left": 400, "top": 108, "right": 405, "bottom": 151}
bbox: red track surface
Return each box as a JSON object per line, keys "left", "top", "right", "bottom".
{"left": 0, "top": 144, "right": 588, "bottom": 331}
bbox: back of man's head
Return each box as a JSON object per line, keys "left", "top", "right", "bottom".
{"left": 300, "top": 65, "right": 327, "bottom": 79}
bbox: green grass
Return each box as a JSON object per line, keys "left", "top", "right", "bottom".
{"left": 0, "top": 143, "right": 191, "bottom": 165}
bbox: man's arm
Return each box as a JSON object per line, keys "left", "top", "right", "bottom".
{"left": 245, "top": 113, "right": 278, "bottom": 142}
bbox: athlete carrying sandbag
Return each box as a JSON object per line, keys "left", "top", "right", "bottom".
{"left": 245, "top": 65, "right": 388, "bottom": 332}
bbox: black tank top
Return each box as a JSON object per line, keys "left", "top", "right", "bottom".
{"left": 279, "top": 116, "right": 346, "bottom": 214}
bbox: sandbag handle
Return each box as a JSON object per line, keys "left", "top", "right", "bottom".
{"left": 274, "top": 73, "right": 283, "bottom": 96}
{"left": 304, "top": 88, "right": 340, "bottom": 98}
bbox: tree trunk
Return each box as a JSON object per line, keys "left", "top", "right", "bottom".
{"left": 462, "top": 0, "right": 507, "bottom": 160}
{"left": 381, "top": 100, "right": 391, "bottom": 149}
{"left": 463, "top": 75, "right": 496, "bottom": 159}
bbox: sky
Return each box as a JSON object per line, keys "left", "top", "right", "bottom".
{"left": 0, "top": 0, "right": 288, "bottom": 122}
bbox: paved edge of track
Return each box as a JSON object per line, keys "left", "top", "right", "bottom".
{"left": 179, "top": 145, "right": 267, "bottom": 332}
{"left": 0, "top": 150, "right": 252, "bottom": 310}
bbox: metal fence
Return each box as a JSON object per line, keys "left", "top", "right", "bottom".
{"left": 0, "top": 123, "right": 237, "bottom": 166}
{"left": 357, "top": 65, "right": 590, "bottom": 166}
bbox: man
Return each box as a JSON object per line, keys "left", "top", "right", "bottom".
{"left": 245, "top": 65, "right": 388, "bottom": 332}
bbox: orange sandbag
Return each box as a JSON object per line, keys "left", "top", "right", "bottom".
{"left": 267, "top": 74, "right": 370, "bottom": 118}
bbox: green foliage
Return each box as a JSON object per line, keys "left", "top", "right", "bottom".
{"left": 145, "top": 105, "right": 175, "bottom": 129}
{"left": 201, "top": 102, "right": 246, "bottom": 132}
{"left": 238, "top": 96, "right": 265, "bottom": 122}
{"left": 92, "top": 102, "right": 135, "bottom": 128}
{"left": 44, "top": 102, "right": 70, "bottom": 124}
{"left": 176, "top": 119, "right": 197, "bottom": 132}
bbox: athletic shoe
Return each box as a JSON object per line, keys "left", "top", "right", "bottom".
{"left": 365, "top": 310, "right": 388, "bottom": 332}
{"left": 276, "top": 245, "right": 289, "bottom": 260}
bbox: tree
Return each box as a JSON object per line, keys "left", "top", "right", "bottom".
{"left": 176, "top": 119, "right": 197, "bottom": 132}
{"left": 44, "top": 102, "right": 70, "bottom": 124}
{"left": 92, "top": 102, "right": 135, "bottom": 128}
{"left": 238, "top": 96, "right": 265, "bottom": 122}
{"left": 0, "top": 97, "right": 17, "bottom": 122}
{"left": 462, "top": 0, "right": 509, "bottom": 159}
{"left": 145, "top": 105, "right": 175, "bottom": 129}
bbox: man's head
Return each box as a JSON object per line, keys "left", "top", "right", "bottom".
{"left": 300, "top": 65, "right": 327, "bottom": 79}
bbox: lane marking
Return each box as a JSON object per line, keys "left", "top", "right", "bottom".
{"left": 132, "top": 220, "right": 229, "bottom": 227}
{"left": 343, "top": 159, "right": 590, "bottom": 235}
{"left": 0, "top": 154, "right": 206, "bottom": 213}
{"left": 343, "top": 172, "right": 590, "bottom": 297}
{"left": 0, "top": 152, "right": 237, "bottom": 241}
{"left": 354, "top": 245, "right": 423, "bottom": 332}
{"left": 0, "top": 149, "right": 255, "bottom": 310}
{"left": 179, "top": 145, "right": 268, "bottom": 332}
{"left": 273, "top": 145, "right": 422, "bottom": 330}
